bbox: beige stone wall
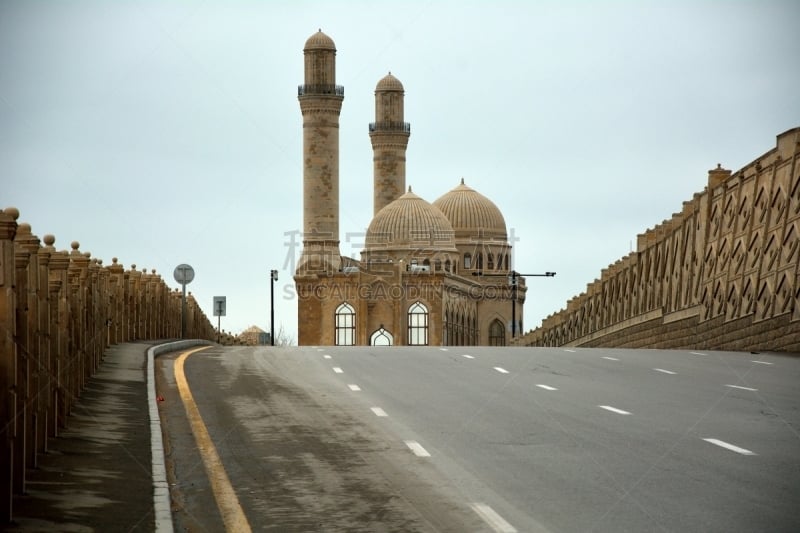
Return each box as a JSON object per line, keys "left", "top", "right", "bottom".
{"left": 297, "top": 264, "right": 520, "bottom": 347}
{"left": 0, "top": 208, "right": 216, "bottom": 522}
{"left": 518, "top": 128, "right": 800, "bottom": 352}
{"left": 296, "top": 268, "right": 450, "bottom": 346}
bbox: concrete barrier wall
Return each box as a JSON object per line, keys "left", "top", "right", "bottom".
{"left": 519, "top": 127, "right": 800, "bottom": 353}
{"left": 0, "top": 208, "right": 216, "bottom": 523}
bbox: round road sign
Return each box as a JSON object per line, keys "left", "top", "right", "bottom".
{"left": 173, "top": 264, "right": 195, "bottom": 285}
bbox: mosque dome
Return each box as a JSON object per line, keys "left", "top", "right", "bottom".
{"left": 304, "top": 29, "right": 336, "bottom": 51}
{"left": 376, "top": 72, "right": 404, "bottom": 92}
{"left": 365, "top": 188, "right": 457, "bottom": 252}
{"left": 433, "top": 179, "right": 508, "bottom": 241}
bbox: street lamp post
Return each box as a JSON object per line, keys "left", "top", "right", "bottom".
{"left": 270, "top": 269, "right": 278, "bottom": 346}
{"left": 509, "top": 271, "right": 556, "bottom": 338}
{"left": 473, "top": 270, "right": 556, "bottom": 339}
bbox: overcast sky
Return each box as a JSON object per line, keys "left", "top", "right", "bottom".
{"left": 3, "top": 1, "right": 799, "bottom": 341}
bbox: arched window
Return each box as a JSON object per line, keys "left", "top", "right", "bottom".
{"left": 487, "top": 253, "right": 494, "bottom": 270}
{"left": 476, "top": 253, "right": 483, "bottom": 270}
{"left": 407, "top": 301, "right": 429, "bottom": 345}
{"left": 371, "top": 327, "right": 393, "bottom": 346}
{"left": 335, "top": 303, "right": 355, "bottom": 346}
{"left": 445, "top": 259, "right": 451, "bottom": 273}
{"left": 464, "top": 253, "right": 472, "bottom": 269}
{"left": 489, "top": 319, "right": 505, "bottom": 346}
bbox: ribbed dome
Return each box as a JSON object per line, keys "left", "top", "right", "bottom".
{"left": 366, "top": 189, "right": 457, "bottom": 251}
{"left": 433, "top": 179, "right": 508, "bottom": 240}
{"left": 304, "top": 29, "right": 336, "bottom": 51}
{"left": 376, "top": 72, "right": 404, "bottom": 92}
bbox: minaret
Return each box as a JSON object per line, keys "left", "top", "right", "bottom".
{"left": 296, "top": 30, "right": 343, "bottom": 274}
{"left": 370, "top": 72, "right": 410, "bottom": 216}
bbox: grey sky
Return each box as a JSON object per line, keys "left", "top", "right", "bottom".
{"left": 3, "top": 1, "right": 799, "bottom": 340}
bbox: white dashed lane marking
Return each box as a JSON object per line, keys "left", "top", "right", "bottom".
{"left": 751, "top": 360, "right": 773, "bottom": 365}
{"left": 462, "top": 354, "right": 475, "bottom": 359}
{"left": 371, "top": 407, "right": 388, "bottom": 417}
{"left": 726, "top": 384, "right": 758, "bottom": 392}
{"left": 690, "top": 351, "right": 707, "bottom": 356}
{"left": 348, "top": 384, "right": 361, "bottom": 391}
{"left": 602, "top": 356, "right": 619, "bottom": 361}
{"left": 563, "top": 349, "right": 576, "bottom": 353}
{"left": 703, "top": 438, "right": 756, "bottom": 455}
{"left": 536, "top": 384, "right": 558, "bottom": 391}
{"left": 494, "top": 367, "right": 509, "bottom": 374}
{"left": 654, "top": 368, "right": 676, "bottom": 375}
{"left": 332, "top": 367, "right": 343, "bottom": 374}
{"left": 440, "top": 348, "right": 448, "bottom": 351}
{"left": 323, "top": 354, "right": 332, "bottom": 359}
{"left": 470, "top": 503, "right": 517, "bottom": 533}
{"left": 404, "top": 440, "right": 431, "bottom": 457}
{"left": 599, "top": 405, "right": 632, "bottom": 415}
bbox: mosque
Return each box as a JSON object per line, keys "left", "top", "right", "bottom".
{"left": 294, "top": 30, "right": 526, "bottom": 346}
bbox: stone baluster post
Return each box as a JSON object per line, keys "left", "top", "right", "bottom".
{"left": 86, "top": 255, "right": 100, "bottom": 375}
{"left": 43, "top": 236, "right": 68, "bottom": 436}
{"left": 123, "top": 266, "right": 133, "bottom": 342}
{"left": 151, "top": 270, "right": 160, "bottom": 339}
{"left": 53, "top": 249, "right": 70, "bottom": 430}
{"left": 138, "top": 269, "right": 147, "bottom": 339}
{"left": 187, "top": 292, "right": 196, "bottom": 338}
{"left": 0, "top": 207, "right": 19, "bottom": 523}
{"left": 15, "top": 224, "right": 44, "bottom": 467}
{"left": 12, "top": 221, "right": 32, "bottom": 493}
{"left": 144, "top": 269, "right": 155, "bottom": 339}
{"left": 67, "top": 242, "right": 88, "bottom": 395}
{"left": 35, "top": 233, "right": 52, "bottom": 453}
{"left": 129, "top": 266, "right": 143, "bottom": 340}
{"left": 97, "top": 259, "right": 107, "bottom": 361}
{"left": 155, "top": 273, "right": 166, "bottom": 339}
{"left": 139, "top": 267, "right": 147, "bottom": 339}
{"left": 96, "top": 259, "right": 109, "bottom": 349}
{"left": 107, "top": 258, "right": 124, "bottom": 345}
{"left": 169, "top": 289, "right": 180, "bottom": 338}
{"left": 91, "top": 258, "right": 106, "bottom": 370}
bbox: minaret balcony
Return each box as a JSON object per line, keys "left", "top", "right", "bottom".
{"left": 369, "top": 121, "right": 411, "bottom": 133}
{"left": 298, "top": 84, "right": 344, "bottom": 96}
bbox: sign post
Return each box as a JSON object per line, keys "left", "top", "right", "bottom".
{"left": 173, "top": 264, "right": 195, "bottom": 339}
{"left": 213, "top": 296, "right": 227, "bottom": 343}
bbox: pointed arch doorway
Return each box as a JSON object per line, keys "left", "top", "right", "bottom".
{"left": 371, "top": 326, "right": 393, "bottom": 346}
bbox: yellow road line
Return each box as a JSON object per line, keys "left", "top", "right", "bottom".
{"left": 174, "top": 347, "right": 252, "bottom": 533}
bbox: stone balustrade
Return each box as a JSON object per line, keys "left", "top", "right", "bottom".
{"left": 0, "top": 207, "right": 216, "bottom": 523}
{"left": 518, "top": 128, "right": 800, "bottom": 352}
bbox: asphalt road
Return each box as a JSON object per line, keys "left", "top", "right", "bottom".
{"left": 157, "top": 345, "right": 800, "bottom": 532}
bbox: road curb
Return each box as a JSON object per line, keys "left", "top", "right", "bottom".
{"left": 147, "top": 340, "right": 214, "bottom": 533}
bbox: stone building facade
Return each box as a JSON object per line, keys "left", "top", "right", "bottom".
{"left": 294, "top": 31, "right": 524, "bottom": 346}
{"left": 519, "top": 127, "right": 800, "bottom": 353}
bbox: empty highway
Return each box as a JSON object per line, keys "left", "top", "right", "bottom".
{"left": 155, "top": 345, "right": 800, "bottom": 532}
